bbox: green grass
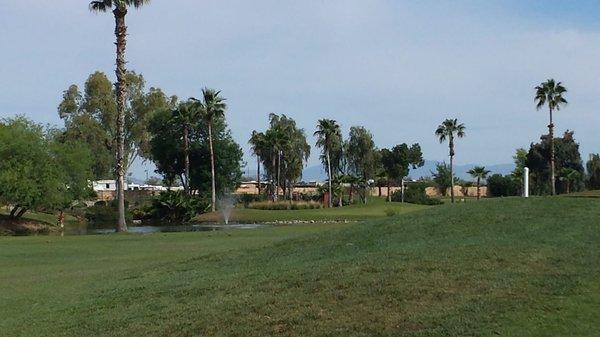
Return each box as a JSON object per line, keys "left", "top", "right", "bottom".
{"left": 197, "top": 197, "right": 427, "bottom": 223}
{"left": 1, "top": 197, "right": 599, "bottom": 336}
{"left": 563, "top": 189, "right": 600, "bottom": 198}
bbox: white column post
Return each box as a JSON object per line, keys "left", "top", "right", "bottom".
{"left": 401, "top": 179, "right": 405, "bottom": 203}
{"left": 524, "top": 167, "right": 529, "bottom": 198}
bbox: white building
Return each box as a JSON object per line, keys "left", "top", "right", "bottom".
{"left": 91, "top": 180, "right": 183, "bottom": 192}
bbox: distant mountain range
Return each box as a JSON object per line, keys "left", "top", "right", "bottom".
{"left": 298, "top": 160, "right": 514, "bottom": 182}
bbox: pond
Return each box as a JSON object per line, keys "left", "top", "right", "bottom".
{"left": 64, "top": 223, "right": 269, "bottom": 235}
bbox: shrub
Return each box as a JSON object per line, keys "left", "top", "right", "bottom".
{"left": 391, "top": 182, "right": 443, "bottom": 205}
{"left": 385, "top": 208, "right": 397, "bottom": 217}
{"left": 147, "top": 191, "right": 209, "bottom": 223}
{"left": 238, "top": 193, "right": 264, "bottom": 207}
{"left": 85, "top": 199, "right": 132, "bottom": 227}
{"left": 487, "top": 174, "right": 520, "bottom": 197}
{"left": 247, "top": 201, "right": 322, "bottom": 210}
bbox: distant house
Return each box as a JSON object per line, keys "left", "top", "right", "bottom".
{"left": 91, "top": 180, "right": 184, "bottom": 201}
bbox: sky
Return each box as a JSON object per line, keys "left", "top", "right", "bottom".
{"left": 1, "top": 0, "right": 600, "bottom": 180}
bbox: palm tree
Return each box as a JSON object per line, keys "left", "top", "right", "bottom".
{"left": 435, "top": 118, "right": 466, "bottom": 203}
{"left": 192, "top": 88, "right": 226, "bottom": 212}
{"left": 467, "top": 166, "right": 490, "bottom": 200}
{"left": 559, "top": 168, "right": 580, "bottom": 194}
{"left": 90, "top": 0, "right": 150, "bottom": 232}
{"left": 314, "top": 119, "right": 342, "bottom": 208}
{"left": 535, "top": 79, "right": 568, "bottom": 195}
{"left": 249, "top": 131, "right": 267, "bottom": 196}
{"left": 171, "top": 101, "right": 200, "bottom": 194}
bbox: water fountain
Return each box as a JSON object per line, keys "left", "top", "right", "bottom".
{"left": 219, "top": 197, "right": 235, "bottom": 225}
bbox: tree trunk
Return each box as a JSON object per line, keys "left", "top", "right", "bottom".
{"left": 208, "top": 123, "right": 216, "bottom": 212}
{"left": 349, "top": 183, "right": 354, "bottom": 204}
{"left": 277, "top": 151, "right": 281, "bottom": 201}
{"left": 476, "top": 177, "right": 481, "bottom": 200}
{"left": 449, "top": 140, "right": 455, "bottom": 203}
{"left": 9, "top": 205, "right": 20, "bottom": 218}
{"left": 183, "top": 124, "right": 190, "bottom": 194}
{"left": 549, "top": 107, "right": 556, "bottom": 195}
{"left": 387, "top": 180, "right": 391, "bottom": 202}
{"left": 326, "top": 150, "right": 333, "bottom": 208}
{"left": 15, "top": 207, "right": 28, "bottom": 219}
{"left": 257, "top": 156, "right": 261, "bottom": 196}
{"left": 113, "top": 7, "right": 128, "bottom": 232}
{"left": 272, "top": 155, "right": 277, "bottom": 201}
{"left": 57, "top": 210, "right": 65, "bottom": 228}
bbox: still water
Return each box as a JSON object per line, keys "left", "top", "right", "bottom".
{"left": 65, "top": 223, "right": 268, "bottom": 235}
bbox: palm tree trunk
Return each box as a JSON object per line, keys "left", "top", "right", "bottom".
{"left": 326, "top": 150, "right": 332, "bottom": 208}
{"left": 183, "top": 124, "right": 190, "bottom": 194}
{"left": 271, "top": 155, "right": 277, "bottom": 201}
{"left": 449, "top": 142, "right": 455, "bottom": 203}
{"left": 208, "top": 123, "right": 216, "bottom": 212}
{"left": 257, "top": 156, "right": 261, "bottom": 196}
{"left": 549, "top": 107, "right": 556, "bottom": 195}
{"left": 276, "top": 151, "right": 281, "bottom": 201}
{"left": 476, "top": 177, "right": 481, "bottom": 200}
{"left": 114, "top": 7, "right": 128, "bottom": 232}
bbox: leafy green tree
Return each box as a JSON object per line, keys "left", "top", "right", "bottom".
{"left": 58, "top": 72, "right": 174, "bottom": 177}
{"left": 90, "top": 0, "right": 151, "bottom": 231}
{"left": 435, "top": 118, "right": 466, "bottom": 203}
{"left": 467, "top": 166, "right": 491, "bottom": 200}
{"left": 345, "top": 126, "right": 377, "bottom": 203}
{"left": 534, "top": 79, "right": 568, "bottom": 196}
{"left": 526, "top": 131, "right": 584, "bottom": 195}
{"left": 314, "top": 119, "right": 342, "bottom": 208}
{"left": 380, "top": 144, "right": 424, "bottom": 202}
{"left": 148, "top": 109, "right": 243, "bottom": 199}
{"left": 586, "top": 154, "right": 600, "bottom": 190}
{"left": 432, "top": 162, "right": 454, "bottom": 196}
{"left": 0, "top": 118, "right": 94, "bottom": 221}
{"left": 191, "top": 89, "right": 227, "bottom": 212}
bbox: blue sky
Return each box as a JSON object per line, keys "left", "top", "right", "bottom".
{"left": 1, "top": 1, "right": 599, "bottom": 179}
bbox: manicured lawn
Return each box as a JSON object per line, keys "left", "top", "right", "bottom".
{"left": 196, "top": 197, "right": 427, "bottom": 223}
{"left": 1, "top": 197, "right": 599, "bottom": 336}
{"left": 563, "top": 189, "right": 600, "bottom": 198}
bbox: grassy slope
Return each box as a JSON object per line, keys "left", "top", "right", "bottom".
{"left": 1, "top": 197, "right": 599, "bottom": 336}
{"left": 196, "top": 197, "right": 426, "bottom": 223}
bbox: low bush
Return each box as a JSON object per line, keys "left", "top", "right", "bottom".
{"left": 391, "top": 182, "right": 443, "bottom": 205}
{"left": 384, "top": 208, "right": 397, "bottom": 217}
{"left": 85, "top": 200, "right": 132, "bottom": 227}
{"left": 487, "top": 174, "right": 520, "bottom": 197}
{"left": 247, "top": 201, "right": 323, "bottom": 210}
{"left": 147, "top": 191, "right": 209, "bottom": 223}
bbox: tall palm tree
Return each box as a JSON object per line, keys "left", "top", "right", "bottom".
{"left": 90, "top": 0, "right": 150, "bottom": 232}
{"left": 535, "top": 79, "right": 568, "bottom": 196}
{"left": 435, "top": 118, "right": 466, "bottom": 203}
{"left": 467, "top": 166, "right": 490, "bottom": 200}
{"left": 172, "top": 101, "right": 200, "bottom": 194}
{"left": 314, "top": 119, "right": 342, "bottom": 208}
{"left": 249, "top": 131, "right": 267, "bottom": 196}
{"left": 192, "top": 88, "right": 226, "bottom": 212}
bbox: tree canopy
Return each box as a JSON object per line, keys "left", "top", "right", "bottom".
{"left": 0, "top": 117, "right": 94, "bottom": 218}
